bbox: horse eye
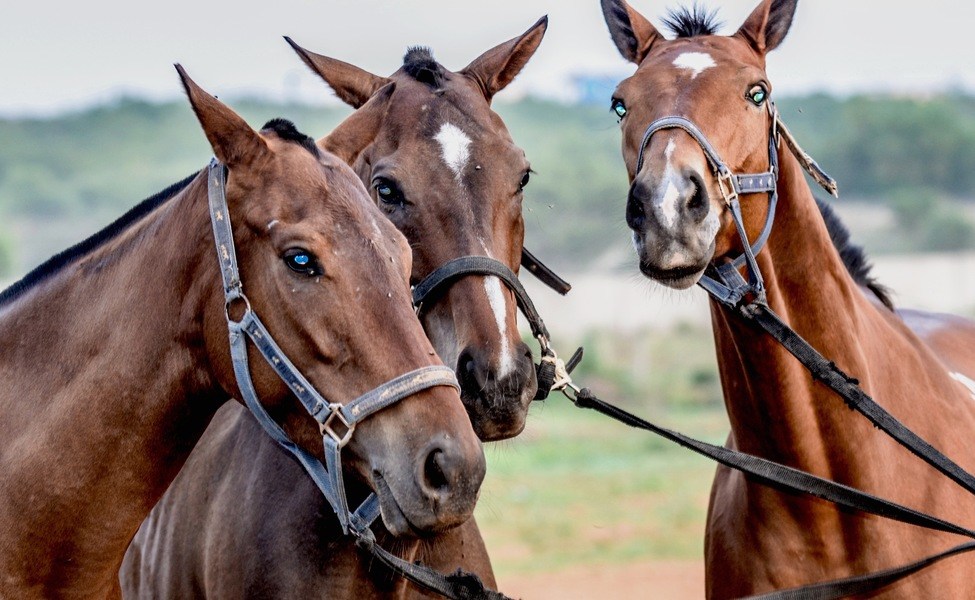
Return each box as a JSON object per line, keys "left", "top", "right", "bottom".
{"left": 283, "top": 248, "right": 320, "bottom": 276}
{"left": 373, "top": 178, "right": 405, "bottom": 207}
{"left": 519, "top": 171, "right": 531, "bottom": 190}
{"left": 748, "top": 85, "right": 768, "bottom": 106}
{"left": 611, "top": 99, "right": 627, "bottom": 121}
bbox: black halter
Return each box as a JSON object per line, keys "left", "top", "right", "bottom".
{"left": 412, "top": 250, "right": 571, "bottom": 401}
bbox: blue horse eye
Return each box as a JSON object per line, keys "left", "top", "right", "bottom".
{"left": 749, "top": 87, "right": 767, "bottom": 105}
{"left": 377, "top": 185, "right": 392, "bottom": 197}
{"left": 293, "top": 254, "right": 310, "bottom": 266}
{"left": 612, "top": 100, "right": 627, "bottom": 119}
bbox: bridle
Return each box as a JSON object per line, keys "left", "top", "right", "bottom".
{"left": 206, "top": 159, "right": 459, "bottom": 536}
{"left": 635, "top": 101, "right": 837, "bottom": 310}
{"left": 412, "top": 251, "right": 572, "bottom": 401}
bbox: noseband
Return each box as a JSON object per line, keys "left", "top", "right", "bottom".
{"left": 207, "top": 159, "right": 458, "bottom": 536}
{"left": 412, "top": 252, "right": 570, "bottom": 401}
{"left": 636, "top": 103, "right": 837, "bottom": 310}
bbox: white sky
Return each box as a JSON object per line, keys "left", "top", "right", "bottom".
{"left": 3, "top": 0, "right": 975, "bottom": 116}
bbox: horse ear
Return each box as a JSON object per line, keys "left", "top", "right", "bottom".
{"left": 317, "top": 82, "right": 396, "bottom": 165}
{"left": 285, "top": 37, "right": 391, "bottom": 109}
{"left": 175, "top": 65, "right": 268, "bottom": 170}
{"left": 460, "top": 16, "right": 548, "bottom": 102}
{"left": 737, "top": 0, "right": 798, "bottom": 54}
{"left": 600, "top": 0, "right": 661, "bottom": 64}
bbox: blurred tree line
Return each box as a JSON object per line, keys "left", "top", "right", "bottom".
{"left": 1, "top": 92, "right": 974, "bottom": 278}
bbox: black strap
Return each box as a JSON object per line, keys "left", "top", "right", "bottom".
{"left": 746, "top": 303, "right": 975, "bottom": 497}
{"left": 521, "top": 247, "right": 571, "bottom": 295}
{"left": 567, "top": 387, "right": 975, "bottom": 598}
{"left": 355, "top": 530, "right": 513, "bottom": 600}
{"left": 413, "top": 255, "right": 551, "bottom": 342}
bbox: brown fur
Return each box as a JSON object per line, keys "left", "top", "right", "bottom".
{"left": 0, "top": 67, "right": 484, "bottom": 599}
{"left": 121, "top": 19, "right": 548, "bottom": 600}
{"left": 603, "top": 0, "right": 975, "bottom": 596}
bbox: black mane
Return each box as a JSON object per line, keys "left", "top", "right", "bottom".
{"left": 402, "top": 46, "right": 445, "bottom": 90}
{"left": 262, "top": 118, "right": 320, "bottom": 158}
{"left": 662, "top": 5, "right": 722, "bottom": 38}
{"left": 0, "top": 172, "right": 198, "bottom": 307}
{"left": 816, "top": 198, "right": 894, "bottom": 310}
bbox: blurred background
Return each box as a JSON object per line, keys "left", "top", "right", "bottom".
{"left": 4, "top": 1, "right": 975, "bottom": 597}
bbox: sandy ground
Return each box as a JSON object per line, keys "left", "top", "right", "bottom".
{"left": 500, "top": 560, "right": 705, "bottom": 600}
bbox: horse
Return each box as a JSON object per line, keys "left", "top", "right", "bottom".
{"left": 120, "top": 19, "right": 548, "bottom": 599}
{"left": 601, "top": 0, "right": 975, "bottom": 596}
{"left": 0, "top": 66, "right": 485, "bottom": 599}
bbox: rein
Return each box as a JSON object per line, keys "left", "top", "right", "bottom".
{"left": 207, "top": 160, "right": 510, "bottom": 600}
{"left": 544, "top": 105, "right": 975, "bottom": 598}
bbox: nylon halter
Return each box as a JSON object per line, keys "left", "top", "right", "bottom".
{"left": 634, "top": 102, "right": 838, "bottom": 311}
{"left": 206, "top": 159, "right": 459, "bottom": 536}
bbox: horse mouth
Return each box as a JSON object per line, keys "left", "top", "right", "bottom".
{"left": 372, "top": 470, "right": 430, "bottom": 538}
{"left": 639, "top": 262, "right": 706, "bottom": 290}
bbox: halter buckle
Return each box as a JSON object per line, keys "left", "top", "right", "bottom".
{"left": 321, "top": 404, "right": 355, "bottom": 448}
{"left": 717, "top": 170, "right": 739, "bottom": 205}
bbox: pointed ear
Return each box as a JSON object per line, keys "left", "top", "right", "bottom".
{"left": 460, "top": 15, "right": 548, "bottom": 101}
{"left": 317, "top": 82, "right": 395, "bottom": 165}
{"left": 601, "top": 0, "right": 661, "bottom": 64}
{"left": 736, "top": 0, "right": 798, "bottom": 54}
{"left": 284, "top": 37, "right": 390, "bottom": 109}
{"left": 175, "top": 64, "right": 268, "bottom": 170}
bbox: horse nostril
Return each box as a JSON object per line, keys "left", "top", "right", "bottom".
{"left": 423, "top": 448, "right": 450, "bottom": 492}
{"left": 686, "top": 172, "right": 709, "bottom": 215}
{"left": 626, "top": 192, "right": 647, "bottom": 231}
{"left": 457, "top": 350, "right": 479, "bottom": 396}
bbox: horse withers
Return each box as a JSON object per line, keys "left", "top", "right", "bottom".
{"left": 602, "top": 0, "right": 975, "bottom": 596}
{"left": 122, "top": 19, "right": 548, "bottom": 599}
{"left": 0, "top": 66, "right": 484, "bottom": 598}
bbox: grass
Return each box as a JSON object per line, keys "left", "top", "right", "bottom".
{"left": 474, "top": 326, "right": 731, "bottom": 576}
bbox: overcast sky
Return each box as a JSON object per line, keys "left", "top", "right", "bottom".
{"left": 3, "top": 0, "right": 975, "bottom": 116}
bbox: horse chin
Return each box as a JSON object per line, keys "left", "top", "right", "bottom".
{"left": 466, "top": 390, "right": 531, "bottom": 442}
{"left": 638, "top": 260, "right": 707, "bottom": 290}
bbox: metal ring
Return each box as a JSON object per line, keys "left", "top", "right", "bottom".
{"left": 225, "top": 292, "right": 252, "bottom": 324}
{"left": 321, "top": 404, "right": 355, "bottom": 448}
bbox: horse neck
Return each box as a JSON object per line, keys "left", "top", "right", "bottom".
{"left": 711, "top": 149, "right": 882, "bottom": 470}
{"left": 0, "top": 171, "right": 224, "bottom": 589}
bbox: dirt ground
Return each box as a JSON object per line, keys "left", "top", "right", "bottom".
{"left": 500, "top": 560, "right": 704, "bottom": 599}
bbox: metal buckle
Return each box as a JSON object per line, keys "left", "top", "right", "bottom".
{"left": 717, "top": 170, "right": 739, "bottom": 205}
{"left": 321, "top": 403, "right": 355, "bottom": 448}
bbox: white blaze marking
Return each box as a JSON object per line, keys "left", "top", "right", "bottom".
{"left": 951, "top": 372, "right": 975, "bottom": 400}
{"left": 657, "top": 140, "right": 681, "bottom": 230}
{"left": 673, "top": 52, "right": 716, "bottom": 78}
{"left": 484, "top": 276, "right": 515, "bottom": 377}
{"left": 434, "top": 122, "right": 472, "bottom": 178}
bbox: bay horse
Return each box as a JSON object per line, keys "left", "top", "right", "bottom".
{"left": 121, "top": 19, "right": 548, "bottom": 599}
{"left": 601, "top": 0, "right": 975, "bottom": 596}
{"left": 0, "top": 66, "right": 485, "bottom": 599}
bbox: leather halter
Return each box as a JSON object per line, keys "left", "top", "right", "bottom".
{"left": 412, "top": 253, "right": 569, "bottom": 401}
{"left": 634, "top": 102, "right": 837, "bottom": 310}
{"left": 207, "top": 159, "right": 459, "bottom": 535}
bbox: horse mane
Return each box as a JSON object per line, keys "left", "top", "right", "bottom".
{"left": 662, "top": 5, "right": 722, "bottom": 38}
{"left": 261, "top": 118, "right": 320, "bottom": 158}
{"left": 816, "top": 197, "right": 894, "bottom": 310}
{"left": 402, "top": 46, "right": 445, "bottom": 90}
{"left": 0, "top": 172, "right": 198, "bottom": 307}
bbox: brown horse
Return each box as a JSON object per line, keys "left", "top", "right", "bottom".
{"left": 0, "top": 66, "right": 485, "bottom": 599}
{"left": 120, "top": 20, "right": 547, "bottom": 599}
{"left": 602, "top": 0, "right": 975, "bottom": 596}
